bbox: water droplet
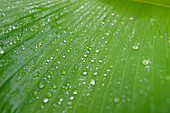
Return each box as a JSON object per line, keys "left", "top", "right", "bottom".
{"left": 33, "top": 71, "right": 39, "bottom": 78}
{"left": 62, "top": 70, "right": 66, "bottom": 75}
{"left": 73, "top": 90, "right": 78, "bottom": 95}
{"left": 43, "top": 98, "right": 48, "bottom": 103}
{"left": 53, "top": 85, "right": 57, "bottom": 89}
{"left": 95, "top": 50, "right": 100, "bottom": 54}
{"left": 90, "top": 79, "right": 95, "bottom": 86}
{"left": 142, "top": 59, "right": 150, "bottom": 66}
{"left": 69, "top": 96, "right": 74, "bottom": 100}
{"left": 84, "top": 54, "right": 87, "bottom": 57}
{"left": 114, "top": 97, "right": 120, "bottom": 103}
{"left": 83, "top": 71, "right": 87, "bottom": 75}
{"left": 106, "top": 33, "right": 109, "bottom": 36}
{"left": 107, "top": 69, "right": 110, "bottom": 72}
{"left": 47, "top": 92, "right": 52, "bottom": 98}
{"left": 39, "top": 83, "right": 44, "bottom": 89}
{"left": 59, "top": 98, "right": 63, "bottom": 102}
{"left": 132, "top": 45, "right": 138, "bottom": 50}
{"left": 67, "top": 101, "right": 72, "bottom": 105}
{"left": 99, "top": 60, "right": 102, "bottom": 63}
{"left": 93, "top": 72, "right": 98, "bottom": 76}
{"left": 0, "top": 47, "right": 4, "bottom": 54}
{"left": 91, "top": 59, "right": 95, "bottom": 63}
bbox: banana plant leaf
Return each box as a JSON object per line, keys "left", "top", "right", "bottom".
{"left": 0, "top": 0, "right": 170, "bottom": 113}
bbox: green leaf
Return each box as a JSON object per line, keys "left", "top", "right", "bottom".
{"left": 0, "top": 0, "right": 170, "bottom": 113}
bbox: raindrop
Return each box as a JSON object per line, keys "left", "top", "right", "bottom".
{"left": 62, "top": 70, "right": 66, "bottom": 75}
{"left": 114, "top": 97, "right": 120, "bottom": 103}
{"left": 73, "top": 90, "right": 78, "bottom": 95}
{"left": 0, "top": 47, "right": 4, "bottom": 54}
{"left": 83, "top": 71, "right": 87, "bottom": 75}
{"left": 90, "top": 79, "right": 95, "bottom": 86}
{"left": 67, "top": 101, "right": 72, "bottom": 105}
{"left": 91, "top": 59, "right": 95, "bottom": 63}
{"left": 142, "top": 59, "right": 150, "bottom": 66}
{"left": 132, "top": 45, "right": 139, "bottom": 50}
{"left": 69, "top": 96, "right": 74, "bottom": 100}
{"left": 99, "top": 60, "right": 102, "bottom": 63}
{"left": 93, "top": 72, "right": 98, "bottom": 76}
{"left": 43, "top": 98, "right": 48, "bottom": 103}
{"left": 95, "top": 50, "right": 100, "bottom": 54}
{"left": 39, "top": 83, "right": 44, "bottom": 89}
{"left": 47, "top": 92, "right": 52, "bottom": 98}
{"left": 106, "top": 33, "right": 109, "bottom": 36}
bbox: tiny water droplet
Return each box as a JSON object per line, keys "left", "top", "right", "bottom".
{"left": 142, "top": 59, "right": 149, "bottom": 66}
{"left": 67, "top": 101, "right": 72, "bottom": 105}
{"left": 47, "top": 92, "right": 52, "bottom": 98}
{"left": 43, "top": 98, "right": 48, "bottom": 103}
{"left": 99, "top": 60, "right": 102, "bottom": 63}
{"left": 39, "top": 83, "right": 44, "bottom": 89}
{"left": 91, "top": 59, "right": 95, "bottom": 63}
{"left": 0, "top": 47, "right": 4, "bottom": 54}
{"left": 95, "top": 50, "right": 100, "bottom": 54}
{"left": 73, "top": 90, "right": 78, "bottom": 95}
{"left": 132, "top": 45, "right": 138, "bottom": 50}
{"left": 60, "top": 98, "right": 63, "bottom": 102}
{"left": 84, "top": 54, "right": 87, "bottom": 57}
{"left": 90, "top": 79, "right": 95, "bottom": 86}
{"left": 93, "top": 72, "right": 98, "bottom": 76}
{"left": 53, "top": 85, "right": 57, "bottom": 89}
{"left": 114, "top": 97, "right": 120, "bottom": 103}
{"left": 106, "top": 33, "right": 109, "bottom": 36}
{"left": 69, "top": 96, "right": 74, "bottom": 100}
{"left": 83, "top": 71, "right": 87, "bottom": 75}
{"left": 62, "top": 70, "right": 66, "bottom": 75}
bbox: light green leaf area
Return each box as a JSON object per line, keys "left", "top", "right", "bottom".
{"left": 0, "top": 0, "right": 170, "bottom": 113}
